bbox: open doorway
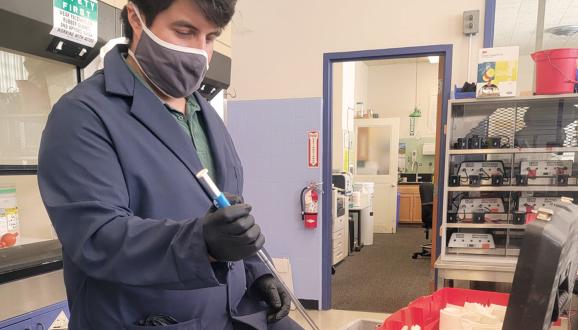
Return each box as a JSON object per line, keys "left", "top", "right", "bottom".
{"left": 321, "top": 46, "right": 453, "bottom": 312}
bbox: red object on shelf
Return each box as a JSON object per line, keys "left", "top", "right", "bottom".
{"left": 531, "top": 48, "right": 578, "bottom": 95}
{"left": 379, "top": 288, "right": 510, "bottom": 330}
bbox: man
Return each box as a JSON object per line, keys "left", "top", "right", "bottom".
{"left": 38, "top": 0, "right": 302, "bottom": 329}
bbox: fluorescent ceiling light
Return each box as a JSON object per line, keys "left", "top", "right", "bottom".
{"left": 428, "top": 56, "right": 439, "bottom": 64}
{"left": 545, "top": 25, "right": 578, "bottom": 36}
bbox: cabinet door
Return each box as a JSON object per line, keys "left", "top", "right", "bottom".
{"left": 399, "top": 194, "right": 413, "bottom": 222}
{"left": 413, "top": 193, "right": 422, "bottom": 223}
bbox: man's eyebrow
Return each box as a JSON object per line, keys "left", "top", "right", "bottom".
{"left": 171, "top": 20, "right": 198, "bottom": 30}
{"left": 170, "top": 20, "right": 222, "bottom": 37}
{"left": 209, "top": 29, "right": 222, "bottom": 37}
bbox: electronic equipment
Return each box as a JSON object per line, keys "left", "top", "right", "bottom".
{"left": 472, "top": 212, "right": 485, "bottom": 223}
{"left": 484, "top": 136, "right": 502, "bottom": 148}
{"left": 467, "top": 136, "right": 482, "bottom": 149}
{"left": 449, "top": 175, "right": 460, "bottom": 186}
{"left": 459, "top": 197, "right": 506, "bottom": 213}
{"left": 491, "top": 175, "right": 504, "bottom": 186}
{"left": 448, "top": 233, "right": 495, "bottom": 249}
{"left": 447, "top": 212, "right": 458, "bottom": 223}
{"left": 332, "top": 172, "right": 353, "bottom": 195}
{"left": 456, "top": 161, "right": 506, "bottom": 186}
{"left": 455, "top": 197, "right": 508, "bottom": 223}
{"left": 514, "top": 197, "right": 560, "bottom": 225}
{"left": 455, "top": 138, "right": 468, "bottom": 149}
{"left": 557, "top": 174, "right": 569, "bottom": 186}
{"left": 468, "top": 175, "right": 481, "bottom": 186}
{"left": 515, "top": 174, "right": 528, "bottom": 186}
{"left": 519, "top": 160, "right": 575, "bottom": 185}
{"left": 512, "top": 212, "right": 526, "bottom": 225}
{"left": 520, "top": 160, "right": 572, "bottom": 176}
{"left": 453, "top": 136, "right": 507, "bottom": 150}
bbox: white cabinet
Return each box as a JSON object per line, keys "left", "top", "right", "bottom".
{"left": 332, "top": 190, "right": 349, "bottom": 265}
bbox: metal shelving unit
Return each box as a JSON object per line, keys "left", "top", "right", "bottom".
{"left": 449, "top": 147, "right": 578, "bottom": 155}
{"left": 445, "top": 223, "right": 524, "bottom": 229}
{"left": 448, "top": 186, "right": 578, "bottom": 192}
{"left": 435, "top": 94, "right": 578, "bottom": 288}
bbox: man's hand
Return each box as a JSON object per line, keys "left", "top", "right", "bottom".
{"left": 251, "top": 274, "right": 291, "bottom": 323}
{"left": 202, "top": 197, "right": 265, "bottom": 261}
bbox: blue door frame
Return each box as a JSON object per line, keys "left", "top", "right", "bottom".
{"left": 321, "top": 44, "right": 453, "bottom": 310}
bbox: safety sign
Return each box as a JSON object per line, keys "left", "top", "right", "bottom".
{"left": 308, "top": 131, "right": 320, "bottom": 168}
{"left": 50, "top": 0, "right": 99, "bottom": 48}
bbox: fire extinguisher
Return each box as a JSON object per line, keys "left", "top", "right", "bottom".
{"left": 300, "top": 184, "right": 319, "bottom": 229}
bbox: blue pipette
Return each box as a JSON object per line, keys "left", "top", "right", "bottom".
{"left": 195, "top": 169, "right": 319, "bottom": 330}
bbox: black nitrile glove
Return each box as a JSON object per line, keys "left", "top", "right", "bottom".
{"left": 251, "top": 274, "right": 291, "bottom": 323}
{"left": 202, "top": 199, "right": 265, "bottom": 261}
{"left": 223, "top": 193, "right": 243, "bottom": 205}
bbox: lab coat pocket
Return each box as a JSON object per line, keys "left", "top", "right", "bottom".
{"left": 125, "top": 317, "right": 202, "bottom": 330}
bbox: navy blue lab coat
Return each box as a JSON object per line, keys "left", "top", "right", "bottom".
{"left": 38, "top": 45, "right": 302, "bottom": 330}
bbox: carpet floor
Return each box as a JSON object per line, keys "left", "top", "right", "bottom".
{"left": 331, "top": 226, "right": 432, "bottom": 313}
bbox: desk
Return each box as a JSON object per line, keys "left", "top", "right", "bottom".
{"left": 435, "top": 258, "right": 516, "bottom": 289}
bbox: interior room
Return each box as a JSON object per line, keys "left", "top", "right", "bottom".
{"left": 330, "top": 57, "right": 441, "bottom": 313}
{"left": 1, "top": 0, "right": 578, "bottom": 329}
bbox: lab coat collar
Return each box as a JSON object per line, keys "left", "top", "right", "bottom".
{"left": 103, "top": 44, "right": 135, "bottom": 97}
{"left": 194, "top": 93, "right": 229, "bottom": 190}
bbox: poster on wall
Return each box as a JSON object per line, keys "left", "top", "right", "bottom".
{"left": 476, "top": 46, "right": 519, "bottom": 98}
{"left": 50, "top": 0, "right": 99, "bottom": 48}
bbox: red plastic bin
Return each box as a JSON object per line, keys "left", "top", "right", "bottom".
{"left": 378, "top": 288, "right": 510, "bottom": 330}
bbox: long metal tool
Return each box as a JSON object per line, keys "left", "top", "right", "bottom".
{"left": 196, "top": 169, "right": 320, "bottom": 330}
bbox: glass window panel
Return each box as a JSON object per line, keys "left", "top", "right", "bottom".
{"left": 0, "top": 47, "right": 77, "bottom": 165}
{"left": 493, "top": 0, "right": 578, "bottom": 95}
{"left": 356, "top": 126, "right": 391, "bottom": 175}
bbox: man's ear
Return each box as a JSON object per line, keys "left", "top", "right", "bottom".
{"left": 126, "top": 4, "right": 144, "bottom": 47}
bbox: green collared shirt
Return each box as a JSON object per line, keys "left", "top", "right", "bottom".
{"left": 123, "top": 57, "right": 217, "bottom": 181}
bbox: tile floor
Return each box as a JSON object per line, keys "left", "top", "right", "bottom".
{"left": 289, "top": 309, "right": 389, "bottom": 329}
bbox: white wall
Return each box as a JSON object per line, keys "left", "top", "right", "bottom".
{"left": 332, "top": 64, "right": 344, "bottom": 170}
{"left": 366, "top": 61, "right": 439, "bottom": 139}
{"left": 354, "top": 62, "right": 369, "bottom": 108}
{"left": 332, "top": 62, "right": 368, "bottom": 172}
{"left": 230, "top": 0, "right": 486, "bottom": 100}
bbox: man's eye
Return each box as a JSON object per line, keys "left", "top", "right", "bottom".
{"left": 175, "top": 30, "right": 192, "bottom": 36}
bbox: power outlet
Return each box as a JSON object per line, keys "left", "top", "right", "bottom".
{"left": 463, "top": 10, "right": 480, "bottom": 35}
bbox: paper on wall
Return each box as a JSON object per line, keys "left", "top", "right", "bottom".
{"left": 476, "top": 47, "right": 519, "bottom": 98}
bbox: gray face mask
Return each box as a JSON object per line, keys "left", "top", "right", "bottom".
{"left": 128, "top": 5, "right": 209, "bottom": 98}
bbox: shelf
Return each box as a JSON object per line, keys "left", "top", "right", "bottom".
{"left": 449, "top": 147, "right": 578, "bottom": 155}
{"left": 447, "top": 185, "right": 578, "bottom": 192}
{"left": 445, "top": 223, "right": 525, "bottom": 229}
{"left": 449, "top": 93, "right": 578, "bottom": 104}
{"left": 447, "top": 247, "right": 520, "bottom": 256}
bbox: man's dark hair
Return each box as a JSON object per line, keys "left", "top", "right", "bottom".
{"left": 120, "top": 0, "right": 236, "bottom": 41}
